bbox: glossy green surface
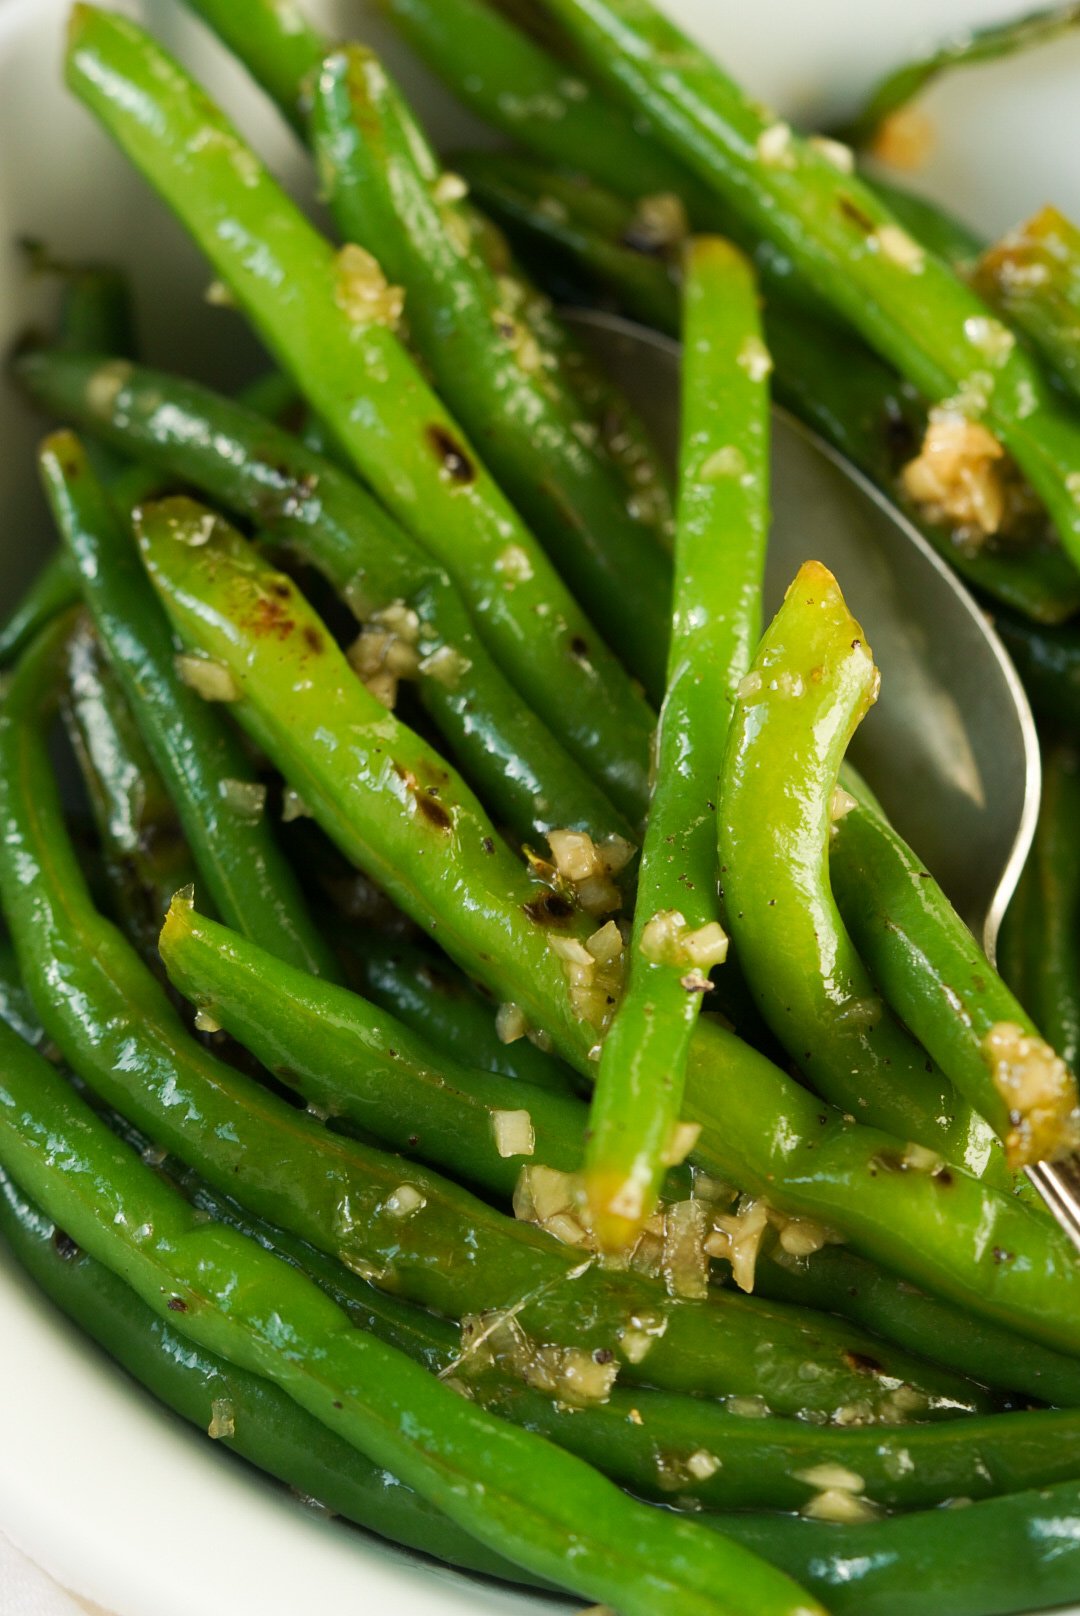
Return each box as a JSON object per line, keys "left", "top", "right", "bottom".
{"left": 0, "top": 551, "right": 80, "bottom": 667}
{"left": 585, "top": 240, "right": 768, "bottom": 1250}
{"left": 719, "top": 562, "right": 1006, "bottom": 1181}
{"left": 716, "top": 1480, "right": 1080, "bottom": 1616}
{"left": 136, "top": 491, "right": 1080, "bottom": 1354}
{"left": 159, "top": 896, "right": 588, "bottom": 1199}
{"left": 0, "top": 1018, "right": 824, "bottom": 1616}
{"left": 39, "top": 434, "right": 337, "bottom": 978}
{"left": 839, "top": 2, "right": 1080, "bottom": 149}
{"left": 1021, "top": 741, "right": 1080, "bottom": 1074}
{"left": 66, "top": 7, "right": 654, "bottom": 820}
{"left": 756, "top": 1239, "right": 1080, "bottom": 1408}
{"left": 0, "top": 1166, "right": 532, "bottom": 1588}
{"left": 977, "top": 205, "right": 1080, "bottom": 404}
{"left": 832, "top": 792, "right": 1079, "bottom": 1160}
{"left": 312, "top": 45, "right": 672, "bottom": 699}
{"left": 458, "top": 151, "right": 1079, "bottom": 624}
{"left": 17, "top": 350, "right": 629, "bottom": 848}
{"left": 61, "top": 616, "right": 197, "bottom": 964}
{"left": 538, "top": 0, "right": 1080, "bottom": 572}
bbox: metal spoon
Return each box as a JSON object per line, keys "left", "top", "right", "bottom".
{"left": 568, "top": 311, "right": 1080, "bottom": 1247}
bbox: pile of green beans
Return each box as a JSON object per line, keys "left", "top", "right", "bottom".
{"left": 5, "top": 2, "right": 1080, "bottom": 1612}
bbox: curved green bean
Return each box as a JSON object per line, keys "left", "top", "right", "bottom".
{"left": 719, "top": 559, "right": 1008, "bottom": 1182}
{"left": 61, "top": 614, "right": 197, "bottom": 964}
{"left": 0, "top": 1019, "right": 823, "bottom": 1616}
{"left": 0, "top": 1164, "right": 536, "bottom": 1588}
{"left": 312, "top": 45, "right": 672, "bottom": 698}
{"left": 38, "top": 432, "right": 337, "bottom": 979}
{"left": 976, "top": 204, "right": 1080, "bottom": 404}
{"left": 17, "top": 351, "right": 631, "bottom": 849}
{"left": 839, "top": 4, "right": 1080, "bottom": 152}
{"left": 159, "top": 893, "right": 590, "bottom": 1200}
{"left": 0, "top": 551, "right": 80, "bottom": 668}
{"left": 831, "top": 790, "right": 1080, "bottom": 1164}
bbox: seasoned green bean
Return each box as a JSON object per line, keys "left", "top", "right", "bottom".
{"left": 584, "top": 238, "right": 767, "bottom": 1251}
{"left": 831, "top": 790, "right": 1080, "bottom": 1164}
{"left": 66, "top": 6, "right": 654, "bottom": 821}
{"left": 719, "top": 560, "right": 1009, "bottom": 1182}
{"left": 39, "top": 432, "right": 337, "bottom": 979}
{"left": 17, "top": 351, "right": 631, "bottom": 848}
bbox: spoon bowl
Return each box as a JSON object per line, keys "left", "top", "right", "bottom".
{"left": 567, "top": 310, "right": 1041, "bottom": 956}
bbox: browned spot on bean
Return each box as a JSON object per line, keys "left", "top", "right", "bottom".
{"left": 167, "top": 1296, "right": 188, "bottom": 1313}
{"left": 268, "top": 579, "right": 292, "bottom": 600}
{"left": 935, "top": 1167, "right": 954, "bottom": 1187}
{"left": 248, "top": 594, "right": 296, "bottom": 641}
{"left": 415, "top": 793, "right": 453, "bottom": 831}
{"left": 302, "top": 624, "right": 324, "bottom": 655}
{"left": 482, "top": 836, "right": 495, "bottom": 855}
{"left": 839, "top": 194, "right": 876, "bottom": 234}
{"left": 844, "top": 1349, "right": 883, "bottom": 1376}
{"left": 426, "top": 424, "right": 475, "bottom": 484}
{"left": 570, "top": 635, "right": 589, "bottom": 661}
{"left": 524, "top": 890, "right": 576, "bottom": 926}
{"left": 52, "top": 1229, "right": 79, "bottom": 1260}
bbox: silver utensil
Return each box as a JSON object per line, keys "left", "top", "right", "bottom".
{"left": 568, "top": 311, "right": 1080, "bottom": 1248}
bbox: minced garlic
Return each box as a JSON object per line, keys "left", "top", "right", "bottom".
{"left": 901, "top": 412, "right": 1009, "bottom": 540}
{"left": 983, "top": 1020, "right": 1080, "bottom": 1168}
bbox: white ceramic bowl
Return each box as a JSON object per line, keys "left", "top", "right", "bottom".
{"left": 2, "top": 2, "right": 1080, "bottom": 1612}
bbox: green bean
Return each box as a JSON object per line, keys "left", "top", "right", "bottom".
{"left": 311, "top": 45, "right": 672, "bottom": 698}
{"left": 333, "top": 928, "right": 582, "bottom": 1094}
{"left": 457, "top": 150, "right": 1080, "bottom": 625}
{"left": 61, "top": 614, "right": 197, "bottom": 965}
{"left": 158, "top": 893, "right": 591, "bottom": 1200}
{"left": 719, "top": 560, "right": 1009, "bottom": 1182}
{"left": 754, "top": 1238, "right": 1080, "bottom": 1408}
{"left": 17, "top": 352, "right": 631, "bottom": 849}
{"left": 536, "top": 0, "right": 1080, "bottom": 573}
{"left": 584, "top": 239, "right": 768, "bottom": 1251}
{"left": 0, "top": 1165, "right": 537, "bottom": 1588}
{"left": 66, "top": 7, "right": 654, "bottom": 822}
{"left": 51, "top": 258, "right": 139, "bottom": 359}
{"left": 838, "top": 3, "right": 1080, "bottom": 152}
{"left": 458, "top": 150, "right": 684, "bottom": 335}
{"left": 831, "top": 790, "right": 1079, "bottom": 1164}
{"left": 137, "top": 492, "right": 1080, "bottom": 1355}
{"left": 6, "top": 619, "right": 967, "bottom": 1418}
{"left": 0, "top": 938, "right": 45, "bottom": 1050}
{"left": 867, "top": 176, "right": 984, "bottom": 268}
{"left": 0, "top": 552, "right": 80, "bottom": 667}
{"left": 715, "top": 1480, "right": 1080, "bottom": 1616}
{"left": 1025, "top": 740, "right": 1080, "bottom": 1072}
{"left": 38, "top": 433, "right": 338, "bottom": 979}
{"left": 0, "top": 1026, "right": 826, "bottom": 1616}
{"left": 975, "top": 204, "right": 1080, "bottom": 403}
{"left": 23, "top": 1136, "right": 1072, "bottom": 1532}
{"left": 179, "top": 0, "right": 323, "bottom": 134}
{"left": 183, "top": 0, "right": 676, "bottom": 550}
{"left": 380, "top": 0, "right": 715, "bottom": 216}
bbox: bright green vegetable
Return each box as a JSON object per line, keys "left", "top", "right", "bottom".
{"left": 584, "top": 238, "right": 768, "bottom": 1251}
{"left": 975, "top": 204, "right": 1080, "bottom": 403}
{"left": 535, "top": 0, "right": 1080, "bottom": 575}
{"left": 312, "top": 44, "right": 673, "bottom": 698}
{"left": 38, "top": 432, "right": 338, "bottom": 979}
{"left": 839, "top": 3, "right": 1080, "bottom": 152}
{"left": 719, "top": 559, "right": 1009, "bottom": 1182}
{"left": 831, "top": 789, "right": 1080, "bottom": 1165}
{"left": 0, "top": 552, "right": 80, "bottom": 667}
{"left": 1021, "top": 740, "right": 1080, "bottom": 1073}
{"left": 0, "top": 1022, "right": 828, "bottom": 1616}
{"left": 16, "top": 351, "right": 632, "bottom": 849}
{"left": 136, "top": 493, "right": 1080, "bottom": 1356}
{"left": 715, "top": 1479, "right": 1080, "bottom": 1616}
{"left": 457, "top": 149, "right": 1080, "bottom": 626}
{"left": 333, "top": 928, "right": 582, "bottom": 1094}
{"left": 158, "top": 893, "right": 592, "bottom": 1200}
{"left": 66, "top": 5, "right": 654, "bottom": 821}
{"left": 61, "top": 615, "right": 197, "bottom": 964}
{"left": 0, "top": 1164, "right": 538, "bottom": 1588}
